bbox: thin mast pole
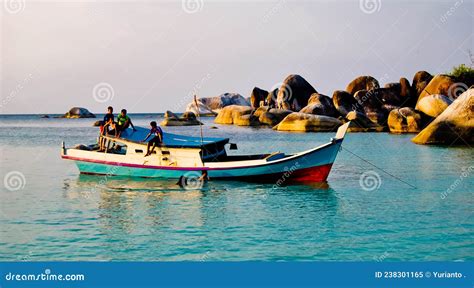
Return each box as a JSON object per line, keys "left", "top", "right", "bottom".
{"left": 194, "top": 95, "right": 204, "bottom": 146}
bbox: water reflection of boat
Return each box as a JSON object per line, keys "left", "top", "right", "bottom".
{"left": 61, "top": 122, "right": 349, "bottom": 183}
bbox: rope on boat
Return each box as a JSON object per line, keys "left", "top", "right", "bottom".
{"left": 341, "top": 146, "right": 417, "bottom": 189}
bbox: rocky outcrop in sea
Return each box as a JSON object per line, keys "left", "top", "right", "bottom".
{"left": 182, "top": 70, "right": 473, "bottom": 145}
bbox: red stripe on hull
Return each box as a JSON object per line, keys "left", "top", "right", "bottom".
{"left": 290, "top": 164, "right": 333, "bottom": 182}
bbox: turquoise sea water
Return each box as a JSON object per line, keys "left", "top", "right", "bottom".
{"left": 0, "top": 114, "right": 472, "bottom": 261}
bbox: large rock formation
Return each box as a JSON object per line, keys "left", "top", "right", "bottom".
{"left": 185, "top": 101, "right": 216, "bottom": 116}
{"left": 352, "top": 87, "right": 405, "bottom": 126}
{"left": 62, "top": 107, "right": 95, "bottom": 118}
{"left": 201, "top": 93, "right": 250, "bottom": 111}
{"left": 300, "top": 93, "right": 338, "bottom": 117}
{"left": 346, "top": 111, "right": 384, "bottom": 132}
{"left": 416, "top": 94, "right": 453, "bottom": 118}
{"left": 412, "top": 71, "right": 433, "bottom": 98}
{"left": 353, "top": 90, "right": 380, "bottom": 112}
{"left": 164, "top": 110, "right": 179, "bottom": 119}
{"left": 186, "top": 93, "right": 250, "bottom": 116}
{"left": 384, "top": 82, "right": 401, "bottom": 94}
{"left": 346, "top": 76, "right": 380, "bottom": 95}
{"left": 161, "top": 110, "right": 202, "bottom": 126}
{"left": 214, "top": 105, "right": 254, "bottom": 125}
{"left": 234, "top": 114, "right": 260, "bottom": 126}
{"left": 160, "top": 111, "right": 202, "bottom": 126}
{"left": 250, "top": 87, "right": 268, "bottom": 109}
{"left": 332, "top": 90, "right": 358, "bottom": 116}
{"left": 399, "top": 77, "right": 414, "bottom": 107}
{"left": 375, "top": 88, "right": 402, "bottom": 107}
{"left": 353, "top": 89, "right": 388, "bottom": 126}
{"left": 412, "top": 88, "right": 473, "bottom": 145}
{"left": 388, "top": 107, "right": 425, "bottom": 133}
{"left": 273, "top": 112, "right": 342, "bottom": 132}
{"left": 253, "top": 106, "right": 269, "bottom": 118}
{"left": 266, "top": 88, "right": 278, "bottom": 108}
{"left": 276, "top": 74, "right": 317, "bottom": 111}
{"left": 383, "top": 78, "right": 415, "bottom": 108}
{"left": 258, "top": 108, "right": 292, "bottom": 126}
{"left": 416, "top": 74, "right": 457, "bottom": 107}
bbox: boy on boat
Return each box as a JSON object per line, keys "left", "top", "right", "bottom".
{"left": 143, "top": 121, "right": 163, "bottom": 157}
{"left": 116, "top": 109, "right": 136, "bottom": 137}
{"left": 99, "top": 106, "right": 114, "bottom": 151}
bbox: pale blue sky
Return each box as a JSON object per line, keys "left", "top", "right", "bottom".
{"left": 1, "top": 0, "right": 473, "bottom": 114}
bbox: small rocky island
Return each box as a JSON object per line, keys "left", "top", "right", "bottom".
{"left": 160, "top": 111, "right": 202, "bottom": 126}
{"left": 62, "top": 107, "right": 96, "bottom": 118}
{"left": 178, "top": 67, "right": 473, "bottom": 146}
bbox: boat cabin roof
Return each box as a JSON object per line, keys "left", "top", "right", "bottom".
{"left": 119, "top": 126, "right": 229, "bottom": 149}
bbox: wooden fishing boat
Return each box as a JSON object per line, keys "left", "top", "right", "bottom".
{"left": 61, "top": 122, "right": 350, "bottom": 183}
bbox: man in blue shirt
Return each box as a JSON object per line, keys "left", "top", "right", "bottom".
{"left": 143, "top": 121, "right": 163, "bottom": 157}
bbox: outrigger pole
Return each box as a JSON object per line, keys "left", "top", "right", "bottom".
{"left": 194, "top": 94, "right": 204, "bottom": 147}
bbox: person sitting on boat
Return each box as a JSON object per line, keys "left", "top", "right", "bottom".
{"left": 99, "top": 106, "right": 114, "bottom": 151}
{"left": 143, "top": 121, "right": 163, "bottom": 157}
{"left": 116, "top": 109, "right": 136, "bottom": 137}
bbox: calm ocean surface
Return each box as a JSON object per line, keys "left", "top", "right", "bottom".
{"left": 0, "top": 114, "right": 472, "bottom": 261}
